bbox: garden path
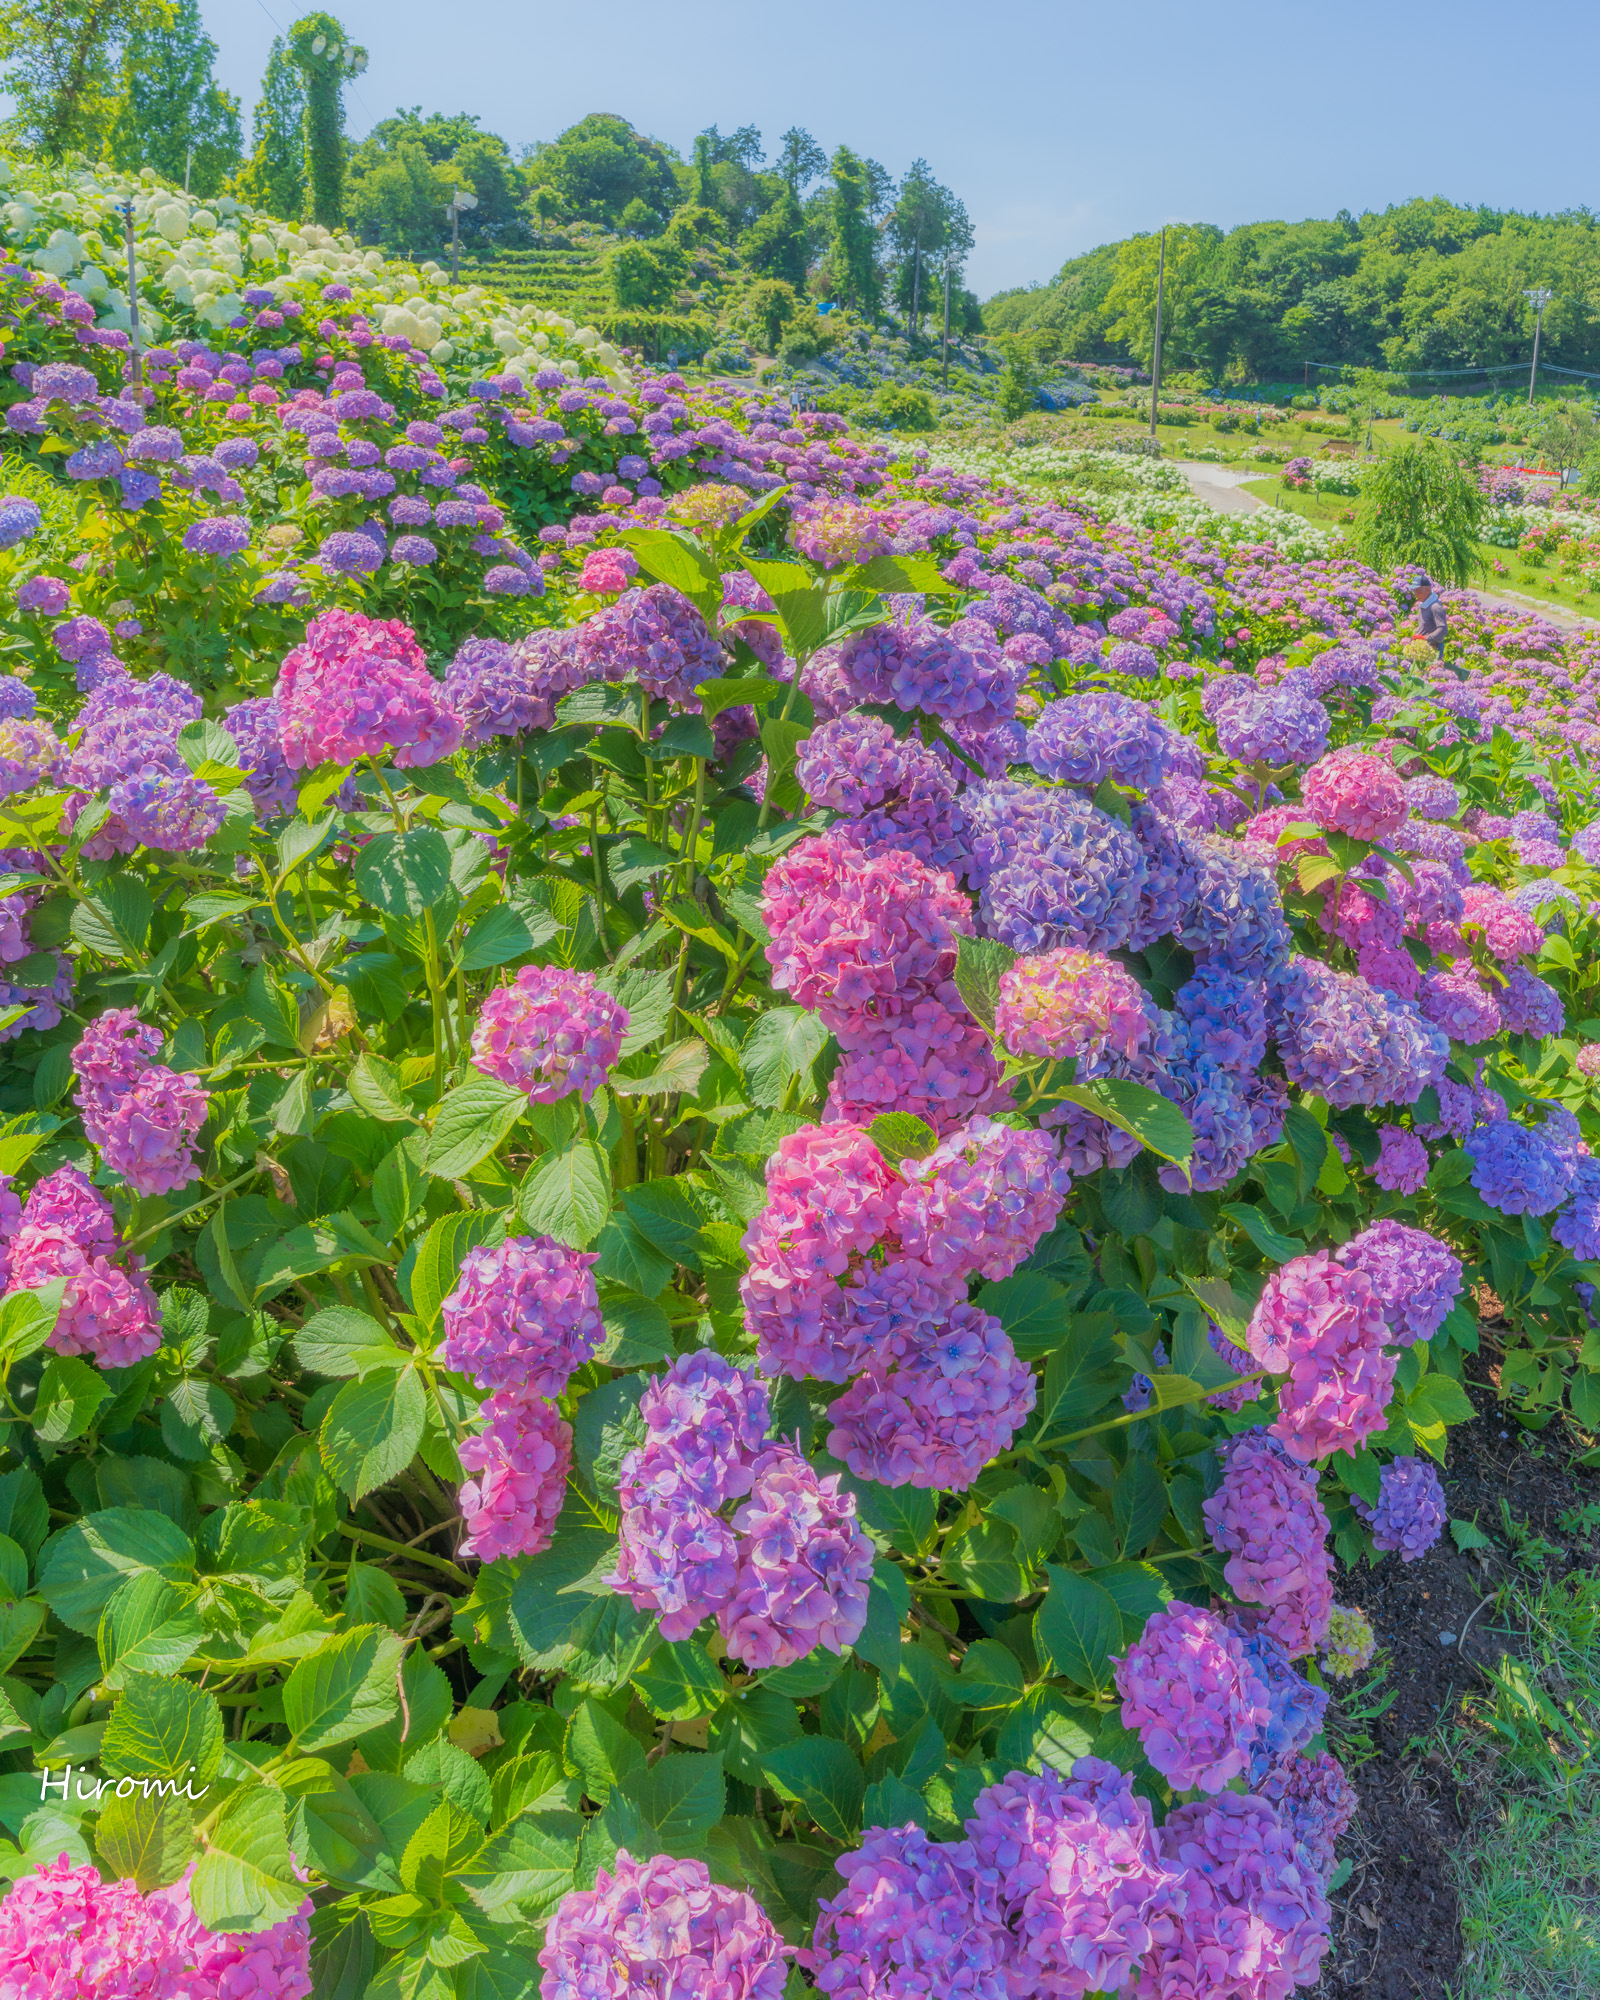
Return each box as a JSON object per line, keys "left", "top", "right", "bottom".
{"left": 1167, "top": 458, "right": 1266, "bottom": 515}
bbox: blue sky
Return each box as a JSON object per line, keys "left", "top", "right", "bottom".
{"left": 211, "top": 0, "right": 1600, "bottom": 297}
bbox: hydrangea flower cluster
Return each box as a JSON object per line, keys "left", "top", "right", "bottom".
{"left": 4, "top": 1163, "right": 161, "bottom": 1368}
{"left": 964, "top": 1760, "right": 1183, "bottom": 1999}
{"left": 1352, "top": 1454, "right": 1447, "bottom": 1561}
{"left": 438, "top": 1234, "right": 600, "bottom": 1562}
{"left": 540, "top": 1851, "right": 791, "bottom": 2000}
{"left": 1150, "top": 1794, "right": 1330, "bottom": 1997}
{"left": 1114, "top": 1603, "right": 1272, "bottom": 1792}
{"left": 1202, "top": 1430, "right": 1334, "bottom": 1660}
{"left": 1320, "top": 1604, "right": 1377, "bottom": 1679}
{"left": 73, "top": 1006, "right": 207, "bottom": 1197}
{"left": 802, "top": 1823, "right": 1011, "bottom": 2000}
{"left": 994, "top": 946, "right": 1150, "bottom": 1065}
{"left": 1465, "top": 1117, "right": 1573, "bottom": 1215}
{"left": 574, "top": 582, "right": 722, "bottom": 706}
{"left": 1246, "top": 1250, "right": 1396, "bottom": 1463}
{"left": 1370, "top": 1122, "right": 1429, "bottom": 1193}
{"left": 1231, "top": 1618, "right": 1329, "bottom": 1784}
{"left": 470, "top": 964, "right": 629, "bottom": 1102}
{"left": 0, "top": 1855, "right": 311, "bottom": 1999}
{"left": 795, "top": 714, "right": 966, "bottom": 872}
{"left": 611, "top": 1350, "right": 873, "bottom": 1669}
{"left": 276, "top": 607, "right": 462, "bottom": 767}
{"left": 1026, "top": 689, "right": 1178, "bottom": 791}
{"left": 1258, "top": 1752, "right": 1359, "bottom": 1882}
{"left": 1300, "top": 746, "right": 1408, "bottom": 842}
{"left": 1335, "top": 1218, "right": 1463, "bottom": 1346}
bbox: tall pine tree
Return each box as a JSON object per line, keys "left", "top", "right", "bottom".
{"left": 240, "top": 37, "right": 305, "bottom": 220}
{"left": 108, "top": 0, "right": 241, "bottom": 196}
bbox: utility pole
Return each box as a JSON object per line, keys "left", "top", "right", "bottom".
{"left": 445, "top": 188, "right": 478, "bottom": 283}
{"left": 1525, "top": 287, "right": 1553, "bottom": 406}
{"left": 910, "top": 229, "right": 921, "bottom": 346}
{"left": 120, "top": 201, "right": 141, "bottom": 385}
{"left": 184, "top": 146, "right": 193, "bottom": 195}
{"left": 1148, "top": 225, "right": 1166, "bottom": 441}
{"left": 942, "top": 253, "right": 952, "bottom": 390}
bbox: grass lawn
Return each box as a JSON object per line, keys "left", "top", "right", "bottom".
{"left": 1239, "top": 478, "right": 1355, "bottom": 526}
{"left": 1441, "top": 1571, "right": 1600, "bottom": 1998}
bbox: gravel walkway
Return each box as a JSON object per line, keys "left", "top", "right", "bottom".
{"left": 1167, "top": 459, "right": 1267, "bottom": 515}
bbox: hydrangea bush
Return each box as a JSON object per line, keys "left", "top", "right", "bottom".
{"left": 0, "top": 151, "right": 1594, "bottom": 2000}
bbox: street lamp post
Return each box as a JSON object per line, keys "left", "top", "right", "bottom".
{"left": 1525, "top": 286, "right": 1554, "bottom": 406}
{"left": 445, "top": 188, "right": 478, "bottom": 283}
{"left": 942, "top": 252, "right": 951, "bottom": 391}
{"left": 119, "top": 201, "right": 141, "bottom": 386}
{"left": 1149, "top": 226, "right": 1167, "bottom": 442}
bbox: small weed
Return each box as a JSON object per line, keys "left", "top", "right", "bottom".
{"left": 1499, "top": 1497, "right": 1563, "bottom": 1572}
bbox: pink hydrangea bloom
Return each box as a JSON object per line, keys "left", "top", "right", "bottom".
{"left": 470, "top": 964, "right": 628, "bottom": 1103}
{"left": 966, "top": 1761, "right": 1184, "bottom": 1999}
{"left": 72, "top": 1005, "right": 161, "bottom": 1106}
{"left": 539, "top": 1851, "right": 792, "bottom": 2000}
{"left": 897, "top": 1114, "right": 1068, "bottom": 1282}
{"left": 10, "top": 1218, "right": 163, "bottom": 1370}
{"left": 1459, "top": 883, "right": 1543, "bottom": 964}
{"left": 1246, "top": 1250, "right": 1396, "bottom": 1463}
{"left": 762, "top": 830, "right": 972, "bottom": 1036}
{"left": 1202, "top": 1431, "right": 1332, "bottom": 1648}
{"left": 20, "top": 1163, "right": 114, "bottom": 1250}
{"left": 1370, "top": 1123, "right": 1428, "bottom": 1194}
{"left": 88, "top": 1065, "right": 208, "bottom": 1196}
{"left": 1576, "top": 1043, "right": 1600, "bottom": 1079}
{"left": 457, "top": 1396, "right": 572, "bottom": 1562}
{"left": 439, "top": 1235, "right": 603, "bottom": 1401}
{"left": 1300, "top": 747, "right": 1407, "bottom": 843}
{"left": 0, "top": 1855, "right": 312, "bottom": 1999}
{"left": 994, "top": 947, "right": 1150, "bottom": 1065}
{"left": 804, "top": 1823, "right": 1011, "bottom": 2000}
{"left": 276, "top": 607, "right": 462, "bottom": 767}
{"left": 1115, "top": 1603, "right": 1272, "bottom": 1794}
{"left": 1258, "top": 1752, "right": 1358, "bottom": 1882}
{"left": 1145, "top": 1794, "right": 1330, "bottom": 1999}
{"left": 826, "top": 1304, "right": 1035, "bottom": 1491}
{"left": 789, "top": 497, "right": 892, "bottom": 570}
{"left": 1319, "top": 1604, "right": 1376, "bottom": 1680}
{"left": 740, "top": 1124, "right": 910, "bottom": 1382}
{"left": 718, "top": 1443, "right": 875, "bottom": 1670}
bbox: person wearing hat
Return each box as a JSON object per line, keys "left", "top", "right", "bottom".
{"left": 1413, "top": 577, "right": 1448, "bottom": 663}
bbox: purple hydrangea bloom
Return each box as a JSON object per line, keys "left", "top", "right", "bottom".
{"left": 1335, "top": 1218, "right": 1463, "bottom": 1346}
{"left": 457, "top": 1395, "right": 571, "bottom": 1562}
{"left": 716, "top": 1444, "right": 876, "bottom": 1669}
{"left": 803, "top": 1824, "right": 1009, "bottom": 2000}
{"left": 1175, "top": 963, "right": 1269, "bottom": 1069}
{"left": 540, "top": 1853, "right": 790, "bottom": 2000}
{"left": 182, "top": 516, "right": 250, "bottom": 559}
{"left": 965, "top": 1761, "right": 1183, "bottom": 2000}
{"left": 1026, "top": 690, "right": 1174, "bottom": 791}
{"left": 825, "top": 1302, "right": 1035, "bottom": 1490}
{"left": 439, "top": 1235, "right": 604, "bottom": 1402}
{"left": 1258, "top": 1751, "right": 1358, "bottom": 1883}
{"left": 838, "top": 613, "right": 1025, "bottom": 728}
{"left": 1271, "top": 959, "right": 1448, "bottom": 1110}
{"left": 1465, "top": 1118, "right": 1572, "bottom": 1216}
{"left": 1232, "top": 1619, "right": 1329, "bottom": 1785}
{"left": 1554, "top": 1160, "right": 1600, "bottom": 1260}
{"left": 1115, "top": 1603, "right": 1272, "bottom": 1792}
{"left": 1176, "top": 840, "right": 1293, "bottom": 976}
{"left": 65, "top": 439, "right": 124, "bottom": 481}
{"left": 1352, "top": 1455, "right": 1446, "bottom": 1561}
{"left": 573, "top": 583, "right": 722, "bottom": 706}
{"left": 963, "top": 779, "right": 1147, "bottom": 954}
{"left": 1500, "top": 965, "right": 1564, "bottom": 1039}
{"left": 1152, "top": 1794, "right": 1330, "bottom": 1996}
{"left": 898, "top": 1115, "right": 1068, "bottom": 1282}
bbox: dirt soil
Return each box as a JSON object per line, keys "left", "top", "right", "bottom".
{"left": 1318, "top": 1341, "right": 1597, "bottom": 1999}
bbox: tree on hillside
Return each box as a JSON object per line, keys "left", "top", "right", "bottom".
{"left": 776, "top": 127, "right": 827, "bottom": 197}
{"left": 1348, "top": 440, "right": 1484, "bottom": 587}
{"left": 743, "top": 183, "right": 808, "bottom": 288}
{"left": 609, "top": 237, "right": 683, "bottom": 311}
{"left": 532, "top": 113, "right": 680, "bottom": 228}
{"left": 346, "top": 136, "right": 448, "bottom": 250}
{"left": 702, "top": 123, "right": 764, "bottom": 169}
{"left": 239, "top": 38, "right": 306, "bottom": 221}
{"left": 107, "top": 0, "right": 241, "bottom": 194}
{"left": 746, "top": 276, "right": 798, "bottom": 353}
{"left": 889, "top": 159, "right": 945, "bottom": 341}
{"left": 0, "top": 0, "right": 163, "bottom": 159}
{"left": 1103, "top": 224, "right": 1228, "bottom": 374}
{"left": 826, "top": 146, "right": 880, "bottom": 318}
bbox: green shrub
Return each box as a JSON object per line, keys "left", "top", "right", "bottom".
{"left": 870, "top": 382, "right": 937, "bottom": 431}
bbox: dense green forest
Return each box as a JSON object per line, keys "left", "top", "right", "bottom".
{"left": 985, "top": 198, "right": 1600, "bottom": 383}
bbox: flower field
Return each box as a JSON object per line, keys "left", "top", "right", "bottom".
{"left": 0, "top": 156, "right": 1599, "bottom": 2000}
